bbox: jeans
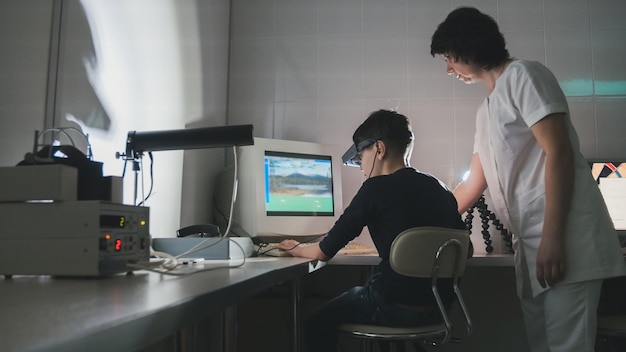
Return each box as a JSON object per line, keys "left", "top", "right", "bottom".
{"left": 305, "top": 274, "right": 439, "bottom": 352}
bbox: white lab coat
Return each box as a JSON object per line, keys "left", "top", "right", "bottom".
{"left": 473, "top": 60, "right": 626, "bottom": 298}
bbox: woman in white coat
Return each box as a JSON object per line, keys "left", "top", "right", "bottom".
{"left": 430, "top": 6, "right": 626, "bottom": 352}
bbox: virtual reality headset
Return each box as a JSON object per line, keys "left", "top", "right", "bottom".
{"left": 342, "top": 131, "right": 414, "bottom": 167}
{"left": 341, "top": 138, "right": 378, "bottom": 167}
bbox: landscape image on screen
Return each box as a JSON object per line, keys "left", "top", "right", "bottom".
{"left": 264, "top": 151, "right": 334, "bottom": 216}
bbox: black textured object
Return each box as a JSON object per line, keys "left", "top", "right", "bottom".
{"left": 464, "top": 195, "right": 513, "bottom": 253}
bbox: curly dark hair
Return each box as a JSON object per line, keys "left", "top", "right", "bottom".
{"left": 430, "top": 6, "right": 511, "bottom": 70}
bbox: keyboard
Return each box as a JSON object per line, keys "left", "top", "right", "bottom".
{"left": 257, "top": 242, "right": 377, "bottom": 257}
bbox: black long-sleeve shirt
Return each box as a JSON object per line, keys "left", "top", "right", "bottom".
{"left": 319, "top": 167, "right": 465, "bottom": 305}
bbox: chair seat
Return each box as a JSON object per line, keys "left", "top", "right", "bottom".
{"left": 598, "top": 315, "right": 626, "bottom": 337}
{"left": 336, "top": 228, "right": 473, "bottom": 349}
{"left": 338, "top": 322, "right": 446, "bottom": 340}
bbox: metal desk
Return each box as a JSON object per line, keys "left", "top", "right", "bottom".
{"left": 0, "top": 257, "right": 315, "bottom": 352}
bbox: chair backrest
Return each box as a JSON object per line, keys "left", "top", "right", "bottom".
{"left": 390, "top": 226, "right": 473, "bottom": 343}
{"left": 337, "top": 226, "right": 473, "bottom": 346}
{"left": 390, "top": 226, "right": 470, "bottom": 279}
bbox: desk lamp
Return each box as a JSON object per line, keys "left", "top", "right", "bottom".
{"left": 118, "top": 124, "right": 254, "bottom": 205}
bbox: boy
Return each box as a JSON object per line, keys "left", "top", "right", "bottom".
{"left": 278, "top": 109, "right": 466, "bottom": 351}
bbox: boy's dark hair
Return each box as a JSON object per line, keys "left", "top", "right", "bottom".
{"left": 353, "top": 110, "right": 413, "bottom": 158}
{"left": 430, "top": 6, "right": 511, "bottom": 70}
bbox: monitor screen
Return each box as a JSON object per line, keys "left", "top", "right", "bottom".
{"left": 264, "top": 151, "right": 334, "bottom": 216}
{"left": 588, "top": 161, "right": 626, "bottom": 235}
{"left": 213, "top": 137, "right": 343, "bottom": 239}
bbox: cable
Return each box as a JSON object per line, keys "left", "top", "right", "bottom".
{"left": 148, "top": 250, "right": 180, "bottom": 270}
{"left": 128, "top": 146, "right": 246, "bottom": 276}
{"left": 366, "top": 145, "right": 378, "bottom": 179}
{"left": 223, "top": 146, "right": 238, "bottom": 238}
{"left": 228, "top": 238, "right": 246, "bottom": 266}
{"left": 170, "top": 146, "right": 239, "bottom": 258}
{"left": 121, "top": 158, "right": 128, "bottom": 178}
{"left": 140, "top": 157, "right": 145, "bottom": 206}
{"left": 37, "top": 127, "right": 93, "bottom": 160}
{"left": 256, "top": 238, "right": 320, "bottom": 256}
{"left": 126, "top": 259, "right": 244, "bottom": 276}
{"left": 169, "top": 146, "right": 240, "bottom": 257}
{"left": 127, "top": 238, "right": 246, "bottom": 276}
{"left": 38, "top": 128, "right": 76, "bottom": 147}
{"left": 138, "top": 152, "right": 154, "bottom": 206}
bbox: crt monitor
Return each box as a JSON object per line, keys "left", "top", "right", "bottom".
{"left": 587, "top": 160, "right": 626, "bottom": 246}
{"left": 213, "top": 137, "right": 343, "bottom": 242}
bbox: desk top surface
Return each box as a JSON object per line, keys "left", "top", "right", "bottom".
{"left": 0, "top": 251, "right": 566, "bottom": 352}
{"left": 0, "top": 257, "right": 312, "bottom": 352}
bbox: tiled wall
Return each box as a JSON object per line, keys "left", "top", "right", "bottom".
{"left": 0, "top": 1, "right": 53, "bottom": 167}
{"left": 0, "top": 0, "right": 232, "bottom": 236}
{"left": 227, "top": 0, "right": 626, "bottom": 201}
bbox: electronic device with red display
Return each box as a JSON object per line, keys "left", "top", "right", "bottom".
{"left": 0, "top": 201, "right": 150, "bottom": 277}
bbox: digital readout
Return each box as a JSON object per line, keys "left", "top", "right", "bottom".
{"left": 115, "top": 239, "right": 123, "bottom": 251}
{"left": 100, "top": 215, "right": 126, "bottom": 228}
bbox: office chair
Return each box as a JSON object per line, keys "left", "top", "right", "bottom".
{"left": 337, "top": 226, "right": 473, "bottom": 352}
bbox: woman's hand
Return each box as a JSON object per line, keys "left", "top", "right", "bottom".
{"left": 536, "top": 233, "right": 566, "bottom": 288}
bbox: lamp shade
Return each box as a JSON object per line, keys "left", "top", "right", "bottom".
{"left": 125, "top": 124, "right": 254, "bottom": 157}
